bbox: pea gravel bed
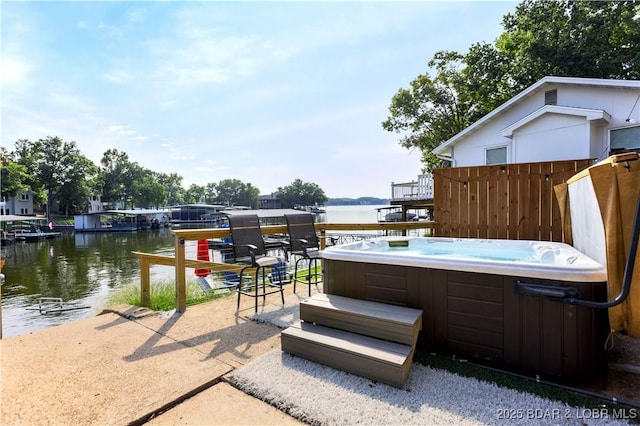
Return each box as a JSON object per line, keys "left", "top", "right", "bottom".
{"left": 227, "top": 349, "right": 632, "bottom": 426}
{"left": 244, "top": 291, "right": 635, "bottom": 425}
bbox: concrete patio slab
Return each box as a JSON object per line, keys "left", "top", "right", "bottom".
{"left": 132, "top": 297, "right": 283, "bottom": 370}
{"left": 146, "top": 382, "right": 302, "bottom": 425}
{"left": 1, "top": 312, "right": 232, "bottom": 425}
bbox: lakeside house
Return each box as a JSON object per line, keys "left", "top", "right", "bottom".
{"left": 432, "top": 76, "right": 640, "bottom": 167}
{"left": 0, "top": 191, "right": 36, "bottom": 216}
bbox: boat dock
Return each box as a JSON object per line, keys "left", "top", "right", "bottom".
{"left": 0, "top": 214, "right": 62, "bottom": 242}
{"left": 74, "top": 209, "right": 170, "bottom": 232}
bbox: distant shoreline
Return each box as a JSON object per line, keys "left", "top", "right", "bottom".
{"left": 326, "top": 197, "right": 389, "bottom": 206}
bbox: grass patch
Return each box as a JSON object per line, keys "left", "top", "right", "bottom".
{"left": 415, "top": 350, "right": 638, "bottom": 419}
{"left": 291, "top": 263, "right": 322, "bottom": 281}
{"left": 106, "top": 278, "right": 233, "bottom": 311}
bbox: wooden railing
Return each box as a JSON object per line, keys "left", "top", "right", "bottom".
{"left": 391, "top": 173, "right": 434, "bottom": 201}
{"left": 133, "top": 221, "right": 434, "bottom": 312}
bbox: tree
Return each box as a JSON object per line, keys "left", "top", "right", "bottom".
{"left": 383, "top": 0, "right": 640, "bottom": 171}
{"left": 121, "top": 162, "right": 145, "bottom": 209}
{"left": 238, "top": 183, "right": 260, "bottom": 209}
{"left": 12, "top": 139, "right": 47, "bottom": 207}
{"left": 157, "top": 173, "right": 185, "bottom": 205}
{"left": 130, "top": 169, "right": 167, "bottom": 208}
{"left": 216, "top": 179, "right": 260, "bottom": 208}
{"left": 184, "top": 184, "right": 206, "bottom": 204}
{"left": 99, "top": 149, "right": 132, "bottom": 207}
{"left": 497, "top": 0, "right": 640, "bottom": 90}
{"left": 382, "top": 51, "right": 476, "bottom": 171}
{"left": 204, "top": 183, "right": 218, "bottom": 204}
{"left": 0, "top": 148, "right": 30, "bottom": 201}
{"left": 56, "top": 155, "right": 97, "bottom": 215}
{"left": 13, "top": 137, "right": 94, "bottom": 217}
{"left": 276, "top": 179, "right": 328, "bottom": 209}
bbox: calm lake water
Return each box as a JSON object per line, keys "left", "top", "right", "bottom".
{"left": 0, "top": 205, "right": 388, "bottom": 338}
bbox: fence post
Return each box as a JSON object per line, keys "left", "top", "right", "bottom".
{"left": 175, "top": 236, "right": 187, "bottom": 312}
{"left": 140, "top": 256, "right": 151, "bottom": 308}
{"left": 319, "top": 228, "right": 327, "bottom": 250}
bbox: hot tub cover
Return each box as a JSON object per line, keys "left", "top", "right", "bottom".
{"left": 557, "top": 152, "right": 640, "bottom": 337}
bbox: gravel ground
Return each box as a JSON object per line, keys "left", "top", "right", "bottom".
{"left": 228, "top": 350, "right": 634, "bottom": 426}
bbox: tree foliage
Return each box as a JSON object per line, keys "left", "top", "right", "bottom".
{"left": 13, "top": 137, "right": 95, "bottom": 216}
{"left": 130, "top": 170, "right": 167, "bottom": 209}
{"left": 383, "top": 0, "right": 640, "bottom": 171}
{"left": 382, "top": 51, "right": 477, "bottom": 171}
{"left": 216, "top": 179, "right": 260, "bottom": 208}
{"left": 498, "top": 0, "right": 640, "bottom": 89}
{"left": 0, "top": 148, "right": 30, "bottom": 201}
{"left": 184, "top": 184, "right": 206, "bottom": 204}
{"left": 99, "top": 149, "right": 131, "bottom": 206}
{"left": 157, "top": 173, "right": 185, "bottom": 206}
{"left": 5, "top": 138, "right": 328, "bottom": 214}
{"left": 276, "top": 179, "right": 328, "bottom": 209}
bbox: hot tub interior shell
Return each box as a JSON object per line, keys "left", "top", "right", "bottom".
{"left": 323, "top": 259, "right": 609, "bottom": 381}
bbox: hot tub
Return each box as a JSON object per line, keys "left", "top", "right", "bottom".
{"left": 322, "top": 237, "right": 610, "bottom": 381}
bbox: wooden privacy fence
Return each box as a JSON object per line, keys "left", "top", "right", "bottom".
{"left": 433, "top": 159, "right": 594, "bottom": 241}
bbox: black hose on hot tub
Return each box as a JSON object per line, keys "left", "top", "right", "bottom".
{"left": 517, "top": 194, "right": 640, "bottom": 309}
{"left": 564, "top": 193, "right": 640, "bottom": 309}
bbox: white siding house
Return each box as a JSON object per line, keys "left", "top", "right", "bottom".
{"left": 1, "top": 191, "right": 36, "bottom": 215}
{"left": 433, "top": 76, "right": 640, "bottom": 167}
{"left": 88, "top": 194, "right": 103, "bottom": 213}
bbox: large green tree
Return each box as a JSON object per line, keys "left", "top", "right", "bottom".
{"left": 130, "top": 169, "right": 167, "bottom": 208}
{"left": 0, "top": 147, "right": 30, "bottom": 202}
{"left": 204, "top": 183, "right": 218, "bottom": 205}
{"left": 497, "top": 0, "right": 640, "bottom": 89}
{"left": 184, "top": 183, "right": 206, "bottom": 204}
{"left": 382, "top": 51, "right": 476, "bottom": 171}
{"left": 56, "top": 155, "right": 97, "bottom": 215}
{"left": 99, "top": 149, "right": 132, "bottom": 207}
{"left": 157, "top": 172, "right": 185, "bottom": 206}
{"left": 12, "top": 139, "right": 47, "bottom": 206}
{"left": 276, "top": 179, "right": 327, "bottom": 209}
{"left": 13, "top": 137, "right": 95, "bottom": 216}
{"left": 384, "top": 0, "right": 640, "bottom": 171}
{"left": 216, "top": 179, "right": 260, "bottom": 208}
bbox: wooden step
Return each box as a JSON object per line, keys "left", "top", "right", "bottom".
{"left": 300, "top": 293, "right": 423, "bottom": 346}
{"left": 281, "top": 321, "right": 414, "bottom": 387}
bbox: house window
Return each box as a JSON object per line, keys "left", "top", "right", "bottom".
{"left": 20, "top": 193, "right": 29, "bottom": 201}
{"left": 486, "top": 146, "right": 507, "bottom": 165}
{"left": 610, "top": 125, "right": 640, "bottom": 154}
{"left": 545, "top": 89, "right": 557, "bottom": 105}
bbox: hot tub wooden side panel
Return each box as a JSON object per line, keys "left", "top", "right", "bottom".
{"left": 503, "top": 276, "right": 609, "bottom": 379}
{"left": 323, "top": 259, "right": 609, "bottom": 381}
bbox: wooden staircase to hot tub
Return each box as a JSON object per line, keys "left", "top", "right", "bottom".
{"left": 281, "top": 294, "right": 423, "bottom": 387}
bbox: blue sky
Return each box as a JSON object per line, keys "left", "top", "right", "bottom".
{"left": 2, "top": 1, "right": 517, "bottom": 199}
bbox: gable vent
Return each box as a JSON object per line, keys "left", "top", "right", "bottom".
{"left": 545, "top": 89, "right": 557, "bottom": 105}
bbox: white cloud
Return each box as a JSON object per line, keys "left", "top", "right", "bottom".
{"left": 102, "top": 70, "right": 132, "bottom": 83}
{"left": 0, "top": 56, "right": 30, "bottom": 88}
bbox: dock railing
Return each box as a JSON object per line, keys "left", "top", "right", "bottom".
{"left": 133, "top": 221, "right": 434, "bottom": 312}
{"left": 391, "top": 173, "right": 434, "bottom": 201}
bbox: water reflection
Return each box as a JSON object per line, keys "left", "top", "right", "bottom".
{"left": 1, "top": 228, "right": 175, "bottom": 338}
